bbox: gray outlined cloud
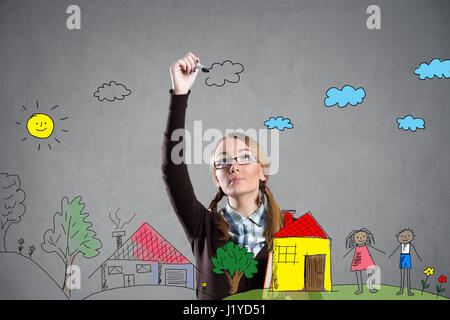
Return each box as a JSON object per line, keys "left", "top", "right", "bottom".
{"left": 204, "top": 60, "right": 244, "bottom": 87}
{"left": 94, "top": 81, "right": 131, "bottom": 102}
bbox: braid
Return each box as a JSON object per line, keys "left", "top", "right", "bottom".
{"left": 208, "top": 188, "right": 230, "bottom": 241}
{"left": 260, "top": 183, "right": 266, "bottom": 205}
{"left": 260, "top": 181, "right": 283, "bottom": 250}
{"left": 208, "top": 188, "right": 224, "bottom": 212}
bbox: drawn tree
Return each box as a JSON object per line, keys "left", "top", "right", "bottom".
{"left": 211, "top": 241, "right": 258, "bottom": 295}
{"left": 0, "top": 173, "right": 26, "bottom": 252}
{"left": 41, "top": 196, "right": 102, "bottom": 296}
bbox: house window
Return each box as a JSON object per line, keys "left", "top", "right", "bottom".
{"left": 136, "top": 264, "right": 152, "bottom": 273}
{"left": 277, "top": 245, "right": 297, "bottom": 264}
{"left": 108, "top": 266, "right": 123, "bottom": 275}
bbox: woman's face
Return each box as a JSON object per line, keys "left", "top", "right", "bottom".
{"left": 213, "top": 138, "right": 266, "bottom": 198}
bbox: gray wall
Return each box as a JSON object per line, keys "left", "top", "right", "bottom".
{"left": 0, "top": 0, "right": 449, "bottom": 299}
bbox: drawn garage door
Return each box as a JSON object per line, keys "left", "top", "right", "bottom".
{"left": 165, "top": 269, "right": 186, "bottom": 287}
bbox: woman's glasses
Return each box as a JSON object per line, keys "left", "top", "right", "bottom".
{"left": 214, "top": 154, "right": 257, "bottom": 170}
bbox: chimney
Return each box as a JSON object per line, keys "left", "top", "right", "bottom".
{"left": 112, "top": 230, "right": 126, "bottom": 250}
{"left": 282, "top": 210, "right": 296, "bottom": 226}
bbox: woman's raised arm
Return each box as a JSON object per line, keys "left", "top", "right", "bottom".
{"left": 161, "top": 52, "right": 208, "bottom": 242}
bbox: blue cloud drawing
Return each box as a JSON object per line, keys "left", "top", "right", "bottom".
{"left": 264, "top": 116, "right": 293, "bottom": 131}
{"left": 396, "top": 115, "right": 425, "bottom": 132}
{"left": 414, "top": 58, "right": 450, "bottom": 80}
{"left": 324, "top": 85, "right": 366, "bottom": 108}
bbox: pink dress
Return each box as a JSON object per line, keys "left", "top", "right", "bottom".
{"left": 351, "top": 245, "right": 376, "bottom": 271}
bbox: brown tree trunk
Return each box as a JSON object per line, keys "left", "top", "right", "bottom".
{"left": 0, "top": 223, "right": 12, "bottom": 252}
{"left": 224, "top": 270, "right": 244, "bottom": 295}
{"left": 63, "top": 252, "right": 77, "bottom": 297}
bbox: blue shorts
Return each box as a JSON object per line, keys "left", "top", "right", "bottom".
{"left": 400, "top": 254, "right": 412, "bottom": 269}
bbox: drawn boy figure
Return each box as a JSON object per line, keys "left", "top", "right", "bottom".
{"left": 388, "top": 229, "right": 422, "bottom": 296}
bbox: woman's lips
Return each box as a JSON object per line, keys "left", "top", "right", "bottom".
{"left": 230, "top": 177, "right": 245, "bottom": 184}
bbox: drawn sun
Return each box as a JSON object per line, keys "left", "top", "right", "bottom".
{"left": 16, "top": 101, "right": 69, "bottom": 151}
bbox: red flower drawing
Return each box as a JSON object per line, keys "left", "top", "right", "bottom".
{"left": 436, "top": 274, "right": 447, "bottom": 299}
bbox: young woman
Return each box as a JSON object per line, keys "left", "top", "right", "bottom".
{"left": 344, "top": 228, "right": 385, "bottom": 295}
{"left": 162, "top": 52, "right": 284, "bottom": 299}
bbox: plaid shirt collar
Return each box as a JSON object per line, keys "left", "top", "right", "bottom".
{"left": 220, "top": 200, "right": 267, "bottom": 256}
{"left": 224, "top": 201, "right": 266, "bottom": 227}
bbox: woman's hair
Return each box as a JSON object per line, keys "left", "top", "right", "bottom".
{"left": 207, "top": 132, "right": 284, "bottom": 250}
{"left": 345, "top": 228, "right": 375, "bottom": 249}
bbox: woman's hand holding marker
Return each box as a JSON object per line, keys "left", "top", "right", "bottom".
{"left": 170, "top": 52, "right": 201, "bottom": 95}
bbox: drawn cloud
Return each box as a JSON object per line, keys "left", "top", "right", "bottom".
{"left": 396, "top": 115, "right": 425, "bottom": 132}
{"left": 94, "top": 81, "right": 131, "bottom": 102}
{"left": 324, "top": 85, "right": 366, "bottom": 108}
{"left": 205, "top": 60, "right": 244, "bottom": 87}
{"left": 414, "top": 58, "right": 450, "bottom": 80}
{"left": 264, "top": 116, "right": 293, "bottom": 131}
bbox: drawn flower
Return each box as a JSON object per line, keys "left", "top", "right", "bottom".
{"left": 424, "top": 267, "right": 434, "bottom": 276}
{"left": 28, "top": 245, "right": 35, "bottom": 259}
{"left": 436, "top": 275, "right": 446, "bottom": 299}
{"left": 421, "top": 267, "right": 434, "bottom": 295}
{"left": 18, "top": 238, "right": 24, "bottom": 254}
{"left": 202, "top": 281, "right": 207, "bottom": 293}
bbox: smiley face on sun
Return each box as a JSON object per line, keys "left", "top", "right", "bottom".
{"left": 27, "top": 113, "right": 54, "bottom": 139}
{"left": 16, "top": 101, "right": 69, "bottom": 151}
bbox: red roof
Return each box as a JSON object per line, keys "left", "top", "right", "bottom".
{"left": 273, "top": 211, "right": 328, "bottom": 239}
{"left": 110, "top": 222, "right": 189, "bottom": 263}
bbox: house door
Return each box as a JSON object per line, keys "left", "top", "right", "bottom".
{"left": 304, "top": 255, "right": 325, "bottom": 291}
{"left": 123, "top": 274, "right": 135, "bottom": 287}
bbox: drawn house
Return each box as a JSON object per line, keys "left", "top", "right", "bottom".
{"left": 270, "top": 211, "right": 332, "bottom": 292}
{"left": 90, "top": 222, "right": 194, "bottom": 290}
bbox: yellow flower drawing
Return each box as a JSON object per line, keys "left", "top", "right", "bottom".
{"left": 424, "top": 267, "right": 434, "bottom": 276}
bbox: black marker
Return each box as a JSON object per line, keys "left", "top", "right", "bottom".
{"left": 196, "top": 62, "right": 209, "bottom": 73}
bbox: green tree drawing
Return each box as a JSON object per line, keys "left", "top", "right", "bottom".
{"left": 41, "top": 196, "right": 102, "bottom": 297}
{"left": 211, "top": 241, "right": 258, "bottom": 295}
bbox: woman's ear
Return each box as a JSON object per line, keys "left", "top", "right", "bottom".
{"left": 260, "top": 169, "right": 267, "bottom": 181}
{"left": 214, "top": 175, "right": 221, "bottom": 189}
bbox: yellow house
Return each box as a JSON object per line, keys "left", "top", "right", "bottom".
{"left": 270, "top": 211, "right": 332, "bottom": 292}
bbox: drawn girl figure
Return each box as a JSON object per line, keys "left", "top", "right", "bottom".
{"left": 344, "top": 228, "right": 385, "bottom": 295}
